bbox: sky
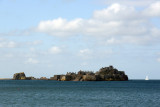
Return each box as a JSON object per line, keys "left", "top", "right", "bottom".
{"left": 0, "top": 0, "right": 160, "bottom": 79}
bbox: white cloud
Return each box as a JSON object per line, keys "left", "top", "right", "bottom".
{"left": 157, "top": 58, "right": 160, "bottom": 62}
{"left": 26, "top": 58, "right": 39, "bottom": 64}
{"left": 0, "top": 38, "right": 43, "bottom": 49}
{"left": 93, "top": 3, "right": 137, "bottom": 21}
{"left": 105, "top": 37, "right": 119, "bottom": 45}
{"left": 78, "top": 49, "right": 92, "bottom": 59}
{"left": 4, "top": 53, "right": 14, "bottom": 58}
{"left": 30, "top": 47, "right": 36, "bottom": 52}
{"left": 37, "top": 17, "right": 83, "bottom": 37}
{"left": 27, "top": 40, "right": 43, "bottom": 45}
{"left": 7, "top": 41, "right": 17, "bottom": 48}
{"left": 143, "top": 2, "right": 160, "bottom": 17}
{"left": 0, "top": 29, "right": 32, "bottom": 36}
{"left": 78, "top": 48, "right": 114, "bottom": 60}
{"left": 0, "top": 41, "right": 17, "bottom": 48}
{"left": 36, "top": 2, "right": 160, "bottom": 45}
{"left": 97, "top": 0, "right": 160, "bottom": 7}
{"left": 0, "top": 38, "right": 4, "bottom": 41}
{"left": 157, "top": 52, "right": 160, "bottom": 62}
{"left": 49, "top": 46, "right": 62, "bottom": 54}
{"left": 104, "top": 49, "right": 113, "bottom": 55}
{"left": 79, "top": 49, "right": 91, "bottom": 55}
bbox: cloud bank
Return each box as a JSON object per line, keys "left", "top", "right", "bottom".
{"left": 36, "top": 2, "right": 160, "bottom": 45}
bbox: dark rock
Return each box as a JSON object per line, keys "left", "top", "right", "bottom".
{"left": 13, "top": 72, "right": 26, "bottom": 80}
{"left": 61, "top": 75, "right": 72, "bottom": 81}
{"left": 50, "top": 75, "right": 65, "bottom": 81}
{"left": 13, "top": 72, "right": 36, "bottom": 80}
{"left": 26, "top": 77, "right": 36, "bottom": 80}
{"left": 83, "top": 75, "right": 96, "bottom": 81}
{"left": 96, "top": 66, "right": 128, "bottom": 81}
{"left": 73, "top": 76, "right": 82, "bottom": 81}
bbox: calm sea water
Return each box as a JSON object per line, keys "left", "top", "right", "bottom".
{"left": 0, "top": 80, "right": 160, "bottom": 107}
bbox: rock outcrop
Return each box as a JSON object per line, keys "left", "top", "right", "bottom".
{"left": 13, "top": 72, "right": 26, "bottom": 80}
{"left": 13, "top": 72, "right": 36, "bottom": 80}
{"left": 95, "top": 66, "right": 128, "bottom": 81}
{"left": 39, "top": 77, "right": 48, "bottom": 80}
{"left": 51, "top": 66, "right": 128, "bottom": 81}
{"left": 26, "top": 77, "right": 36, "bottom": 80}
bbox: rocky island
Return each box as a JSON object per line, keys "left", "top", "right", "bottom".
{"left": 12, "top": 66, "right": 128, "bottom": 81}
{"left": 13, "top": 72, "right": 36, "bottom": 80}
{"left": 51, "top": 66, "right": 128, "bottom": 81}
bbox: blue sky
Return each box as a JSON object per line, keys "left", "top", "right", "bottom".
{"left": 0, "top": 0, "right": 160, "bottom": 79}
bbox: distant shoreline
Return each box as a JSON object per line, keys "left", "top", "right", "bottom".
{"left": 0, "top": 78, "right": 12, "bottom": 80}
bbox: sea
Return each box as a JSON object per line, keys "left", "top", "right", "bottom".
{"left": 0, "top": 80, "right": 160, "bottom": 107}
